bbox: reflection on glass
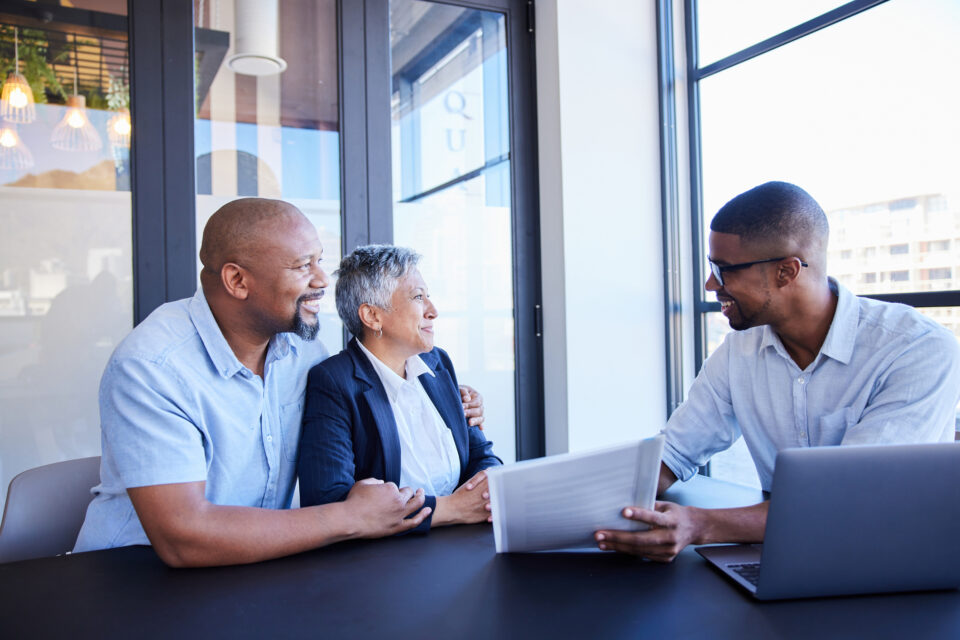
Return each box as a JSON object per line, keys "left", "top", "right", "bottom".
{"left": 0, "top": 9, "right": 132, "bottom": 511}
{"left": 390, "top": 0, "right": 515, "bottom": 462}
{"left": 193, "top": 0, "right": 343, "bottom": 350}
{"left": 390, "top": 0, "right": 508, "bottom": 200}
{"left": 696, "top": 0, "right": 844, "bottom": 66}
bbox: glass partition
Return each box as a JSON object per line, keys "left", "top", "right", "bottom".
{"left": 0, "top": 4, "right": 132, "bottom": 512}
{"left": 390, "top": 0, "right": 516, "bottom": 462}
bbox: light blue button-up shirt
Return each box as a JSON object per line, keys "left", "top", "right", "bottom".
{"left": 662, "top": 280, "right": 960, "bottom": 491}
{"left": 74, "top": 289, "right": 329, "bottom": 552}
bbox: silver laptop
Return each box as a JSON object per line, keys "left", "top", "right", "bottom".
{"left": 697, "top": 442, "right": 960, "bottom": 600}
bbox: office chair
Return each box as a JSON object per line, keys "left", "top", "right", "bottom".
{"left": 0, "top": 456, "right": 101, "bottom": 563}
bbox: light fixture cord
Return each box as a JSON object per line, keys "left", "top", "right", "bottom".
{"left": 73, "top": 34, "right": 78, "bottom": 96}
{"left": 14, "top": 26, "right": 19, "bottom": 69}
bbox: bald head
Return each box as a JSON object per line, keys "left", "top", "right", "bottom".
{"left": 711, "top": 182, "right": 829, "bottom": 271}
{"left": 199, "top": 198, "right": 304, "bottom": 278}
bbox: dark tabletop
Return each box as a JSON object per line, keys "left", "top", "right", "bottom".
{"left": 2, "top": 476, "right": 958, "bottom": 640}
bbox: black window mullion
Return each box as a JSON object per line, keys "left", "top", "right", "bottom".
{"left": 129, "top": 0, "right": 196, "bottom": 324}
{"left": 339, "top": 0, "right": 392, "bottom": 254}
{"left": 695, "top": 0, "right": 890, "bottom": 80}
{"left": 504, "top": 0, "right": 543, "bottom": 460}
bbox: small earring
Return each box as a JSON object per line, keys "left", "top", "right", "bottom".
{"left": 377, "top": 328, "right": 383, "bottom": 339}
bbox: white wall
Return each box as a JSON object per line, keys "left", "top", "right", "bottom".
{"left": 536, "top": 1, "right": 668, "bottom": 454}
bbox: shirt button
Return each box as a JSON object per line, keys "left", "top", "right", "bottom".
{"left": 798, "top": 377, "right": 805, "bottom": 384}
{"left": 266, "top": 435, "right": 273, "bottom": 442}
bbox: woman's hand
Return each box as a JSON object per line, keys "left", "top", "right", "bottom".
{"left": 459, "top": 385, "right": 485, "bottom": 429}
{"left": 433, "top": 471, "right": 492, "bottom": 526}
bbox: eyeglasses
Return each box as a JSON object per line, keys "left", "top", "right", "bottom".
{"left": 708, "top": 256, "right": 808, "bottom": 287}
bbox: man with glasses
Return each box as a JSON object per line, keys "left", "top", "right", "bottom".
{"left": 595, "top": 181, "right": 960, "bottom": 562}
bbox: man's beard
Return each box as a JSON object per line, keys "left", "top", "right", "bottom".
{"left": 726, "top": 295, "right": 770, "bottom": 331}
{"left": 292, "top": 294, "right": 322, "bottom": 340}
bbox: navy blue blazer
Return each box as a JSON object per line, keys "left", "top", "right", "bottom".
{"left": 298, "top": 338, "right": 502, "bottom": 533}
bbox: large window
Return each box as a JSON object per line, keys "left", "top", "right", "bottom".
{"left": 0, "top": 2, "right": 132, "bottom": 513}
{"left": 686, "top": 0, "right": 960, "bottom": 487}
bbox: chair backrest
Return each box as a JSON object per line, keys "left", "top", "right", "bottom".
{"left": 0, "top": 456, "right": 101, "bottom": 563}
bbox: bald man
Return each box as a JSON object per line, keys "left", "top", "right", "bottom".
{"left": 595, "top": 181, "right": 960, "bottom": 561}
{"left": 75, "top": 199, "right": 445, "bottom": 566}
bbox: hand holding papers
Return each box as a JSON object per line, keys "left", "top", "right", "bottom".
{"left": 486, "top": 436, "right": 665, "bottom": 553}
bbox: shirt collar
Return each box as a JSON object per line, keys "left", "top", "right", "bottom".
{"left": 189, "top": 288, "right": 297, "bottom": 379}
{"left": 189, "top": 288, "right": 244, "bottom": 379}
{"left": 758, "top": 277, "right": 854, "bottom": 365}
{"left": 355, "top": 339, "right": 434, "bottom": 402}
{"left": 817, "top": 277, "right": 857, "bottom": 365}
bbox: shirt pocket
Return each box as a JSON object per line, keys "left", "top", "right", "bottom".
{"left": 279, "top": 399, "right": 304, "bottom": 462}
{"left": 814, "top": 407, "right": 856, "bottom": 446}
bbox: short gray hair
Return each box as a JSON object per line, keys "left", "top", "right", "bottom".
{"left": 335, "top": 244, "right": 421, "bottom": 339}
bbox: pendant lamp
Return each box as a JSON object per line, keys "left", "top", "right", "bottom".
{"left": 227, "top": 0, "right": 287, "bottom": 76}
{"left": 0, "top": 125, "right": 34, "bottom": 169}
{"left": 107, "top": 107, "right": 130, "bottom": 148}
{"left": 1, "top": 27, "right": 37, "bottom": 124}
{"left": 50, "top": 38, "right": 102, "bottom": 152}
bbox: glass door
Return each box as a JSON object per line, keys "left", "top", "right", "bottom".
{"left": 389, "top": 1, "right": 518, "bottom": 462}
{"left": 0, "top": 1, "right": 132, "bottom": 512}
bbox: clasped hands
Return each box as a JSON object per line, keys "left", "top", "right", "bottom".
{"left": 434, "top": 470, "right": 492, "bottom": 526}
{"left": 347, "top": 470, "right": 492, "bottom": 532}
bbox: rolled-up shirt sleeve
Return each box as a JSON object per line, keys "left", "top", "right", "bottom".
{"left": 660, "top": 336, "right": 743, "bottom": 483}
{"left": 100, "top": 356, "right": 208, "bottom": 489}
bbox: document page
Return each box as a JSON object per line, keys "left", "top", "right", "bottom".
{"left": 487, "top": 435, "right": 665, "bottom": 553}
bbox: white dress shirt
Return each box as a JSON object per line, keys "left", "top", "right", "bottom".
{"left": 356, "top": 340, "right": 461, "bottom": 496}
{"left": 662, "top": 279, "right": 960, "bottom": 491}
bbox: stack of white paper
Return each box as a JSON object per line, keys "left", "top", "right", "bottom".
{"left": 486, "top": 435, "right": 665, "bottom": 553}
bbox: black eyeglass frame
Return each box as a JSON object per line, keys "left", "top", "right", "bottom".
{"left": 708, "top": 256, "right": 809, "bottom": 287}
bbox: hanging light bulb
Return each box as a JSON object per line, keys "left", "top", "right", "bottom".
{"left": 1, "top": 27, "right": 37, "bottom": 123}
{"left": 50, "top": 39, "right": 102, "bottom": 152}
{"left": 0, "top": 125, "right": 34, "bottom": 169}
{"left": 107, "top": 107, "right": 130, "bottom": 148}
{"left": 51, "top": 94, "right": 102, "bottom": 151}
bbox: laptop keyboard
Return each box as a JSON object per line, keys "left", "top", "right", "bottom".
{"left": 728, "top": 562, "right": 761, "bottom": 587}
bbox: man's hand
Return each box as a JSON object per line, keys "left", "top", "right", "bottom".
{"left": 459, "top": 384, "right": 485, "bottom": 428}
{"left": 343, "top": 479, "right": 430, "bottom": 538}
{"left": 594, "top": 501, "right": 702, "bottom": 562}
{"left": 433, "top": 471, "right": 491, "bottom": 526}
{"left": 594, "top": 500, "right": 769, "bottom": 562}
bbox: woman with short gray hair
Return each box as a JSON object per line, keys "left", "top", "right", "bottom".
{"left": 298, "top": 244, "right": 501, "bottom": 533}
